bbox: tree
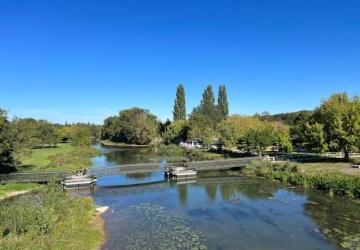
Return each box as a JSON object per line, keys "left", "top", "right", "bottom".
{"left": 199, "top": 85, "right": 217, "bottom": 116}
{"left": 69, "top": 125, "right": 92, "bottom": 147}
{"left": 101, "top": 116, "right": 120, "bottom": 141}
{"left": 34, "top": 120, "right": 57, "bottom": 147}
{"left": 218, "top": 85, "right": 229, "bottom": 118}
{"left": 190, "top": 85, "right": 222, "bottom": 128}
{"left": 163, "top": 120, "right": 189, "bottom": 144}
{"left": 313, "top": 93, "right": 360, "bottom": 161}
{"left": 301, "top": 122, "right": 327, "bottom": 153}
{"left": 217, "top": 115, "right": 292, "bottom": 153}
{"left": 11, "top": 118, "right": 38, "bottom": 153}
{"left": 102, "top": 108, "right": 160, "bottom": 145}
{"left": 0, "top": 110, "right": 16, "bottom": 173}
{"left": 173, "top": 84, "right": 186, "bottom": 120}
{"left": 188, "top": 113, "right": 217, "bottom": 146}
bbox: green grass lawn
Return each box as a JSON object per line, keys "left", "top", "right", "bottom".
{"left": 298, "top": 162, "right": 360, "bottom": 176}
{"left": 0, "top": 183, "right": 39, "bottom": 199}
{"left": 17, "top": 143, "right": 99, "bottom": 173}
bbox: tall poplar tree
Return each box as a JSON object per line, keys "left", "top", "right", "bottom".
{"left": 199, "top": 85, "right": 216, "bottom": 115}
{"left": 173, "top": 84, "right": 186, "bottom": 120}
{"left": 218, "top": 85, "right": 229, "bottom": 118}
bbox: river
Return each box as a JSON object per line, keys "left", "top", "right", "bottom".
{"left": 89, "top": 143, "right": 360, "bottom": 250}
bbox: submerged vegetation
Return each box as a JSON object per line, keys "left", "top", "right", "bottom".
{"left": 0, "top": 182, "right": 104, "bottom": 250}
{"left": 242, "top": 161, "right": 360, "bottom": 198}
{"left": 113, "top": 203, "right": 207, "bottom": 250}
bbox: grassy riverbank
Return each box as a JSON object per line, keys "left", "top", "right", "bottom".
{"left": 0, "top": 183, "right": 39, "bottom": 199}
{"left": 100, "top": 140, "right": 149, "bottom": 148}
{"left": 242, "top": 161, "right": 360, "bottom": 198}
{"left": 18, "top": 143, "right": 100, "bottom": 173}
{"left": 0, "top": 182, "right": 104, "bottom": 249}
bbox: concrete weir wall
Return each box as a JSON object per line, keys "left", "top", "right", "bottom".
{"left": 89, "top": 157, "right": 262, "bottom": 177}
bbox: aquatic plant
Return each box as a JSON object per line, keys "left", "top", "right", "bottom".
{"left": 113, "top": 203, "right": 208, "bottom": 250}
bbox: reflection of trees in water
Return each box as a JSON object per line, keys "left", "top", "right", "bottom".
{"left": 175, "top": 178, "right": 278, "bottom": 204}
{"left": 304, "top": 192, "right": 360, "bottom": 249}
{"left": 125, "top": 173, "right": 153, "bottom": 180}
{"left": 104, "top": 148, "right": 155, "bottom": 165}
{"left": 177, "top": 184, "right": 188, "bottom": 206}
{"left": 200, "top": 178, "right": 277, "bottom": 202}
{"left": 204, "top": 185, "right": 217, "bottom": 202}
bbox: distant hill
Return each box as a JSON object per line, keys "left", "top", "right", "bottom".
{"left": 257, "top": 110, "right": 313, "bottom": 126}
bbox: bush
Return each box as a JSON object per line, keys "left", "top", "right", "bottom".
{"left": 243, "top": 161, "right": 360, "bottom": 198}
{"left": 0, "top": 182, "right": 103, "bottom": 249}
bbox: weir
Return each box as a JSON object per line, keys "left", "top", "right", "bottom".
{"left": 0, "top": 157, "right": 263, "bottom": 185}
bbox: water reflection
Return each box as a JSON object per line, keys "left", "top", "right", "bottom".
{"left": 90, "top": 144, "right": 360, "bottom": 250}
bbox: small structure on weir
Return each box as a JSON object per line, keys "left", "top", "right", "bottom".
{"left": 164, "top": 165, "right": 197, "bottom": 179}
{"left": 61, "top": 169, "right": 97, "bottom": 190}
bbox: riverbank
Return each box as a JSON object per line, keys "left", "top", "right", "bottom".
{"left": 0, "top": 182, "right": 104, "bottom": 249}
{"left": 241, "top": 160, "right": 360, "bottom": 198}
{"left": 0, "top": 183, "right": 40, "bottom": 200}
{"left": 100, "top": 140, "right": 149, "bottom": 148}
{"left": 18, "top": 143, "right": 100, "bottom": 173}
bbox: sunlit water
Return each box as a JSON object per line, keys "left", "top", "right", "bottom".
{"left": 88, "top": 143, "right": 360, "bottom": 250}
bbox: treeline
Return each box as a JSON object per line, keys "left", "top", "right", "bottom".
{"left": 102, "top": 84, "right": 293, "bottom": 154}
{"left": 290, "top": 93, "right": 360, "bottom": 161}
{"left": 0, "top": 111, "right": 101, "bottom": 173}
{"left": 102, "top": 86, "right": 360, "bottom": 161}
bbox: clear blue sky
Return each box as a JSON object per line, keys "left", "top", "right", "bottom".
{"left": 1, "top": 0, "right": 359, "bottom": 124}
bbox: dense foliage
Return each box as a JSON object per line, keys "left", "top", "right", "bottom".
{"left": 217, "top": 85, "right": 229, "bottom": 119}
{"left": 102, "top": 108, "right": 160, "bottom": 145}
{"left": 0, "top": 182, "right": 103, "bottom": 249}
{"left": 0, "top": 110, "right": 17, "bottom": 173}
{"left": 291, "top": 93, "right": 360, "bottom": 160}
{"left": 218, "top": 116, "right": 292, "bottom": 153}
{"left": 243, "top": 161, "right": 360, "bottom": 198}
{"left": 173, "top": 84, "right": 186, "bottom": 120}
{"left": 258, "top": 110, "right": 313, "bottom": 126}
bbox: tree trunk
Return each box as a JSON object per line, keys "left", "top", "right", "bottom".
{"left": 344, "top": 151, "right": 350, "bottom": 162}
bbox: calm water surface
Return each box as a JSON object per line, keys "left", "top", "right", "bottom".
{"left": 89, "top": 144, "right": 360, "bottom": 250}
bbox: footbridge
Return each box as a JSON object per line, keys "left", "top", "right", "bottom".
{"left": 88, "top": 157, "right": 261, "bottom": 177}
{"left": 0, "top": 157, "right": 262, "bottom": 184}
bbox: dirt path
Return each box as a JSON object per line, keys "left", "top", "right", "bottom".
{"left": 0, "top": 189, "right": 35, "bottom": 201}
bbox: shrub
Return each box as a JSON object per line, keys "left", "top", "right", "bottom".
{"left": 242, "top": 161, "right": 360, "bottom": 198}
{"left": 0, "top": 182, "right": 103, "bottom": 249}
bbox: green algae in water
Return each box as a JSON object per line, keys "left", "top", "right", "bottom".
{"left": 115, "top": 203, "right": 207, "bottom": 250}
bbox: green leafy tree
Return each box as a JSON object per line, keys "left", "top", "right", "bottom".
{"left": 34, "top": 120, "right": 57, "bottom": 147}
{"left": 313, "top": 93, "right": 360, "bottom": 161}
{"left": 217, "top": 119, "right": 242, "bottom": 148}
{"left": 11, "top": 118, "right": 38, "bottom": 153}
{"left": 188, "top": 85, "right": 223, "bottom": 142}
{"left": 69, "top": 125, "right": 92, "bottom": 147}
{"left": 102, "top": 108, "right": 160, "bottom": 145}
{"left": 173, "top": 84, "right": 186, "bottom": 120}
{"left": 301, "top": 122, "right": 327, "bottom": 153}
{"left": 0, "top": 109, "right": 16, "bottom": 173}
{"left": 242, "top": 125, "right": 275, "bottom": 155}
{"left": 163, "top": 119, "right": 189, "bottom": 144}
{"left": 188, "top": 113, "right": 217, "bottom": 146}
{"left": 101, "top": 116, "right": 120, "bottom": 141}
{"left": 218, "top": 85, "right": 229, "bottom": 118}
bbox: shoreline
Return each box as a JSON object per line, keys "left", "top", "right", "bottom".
{"left": 99, "top": 140, "right": 150, "bottom": 148}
